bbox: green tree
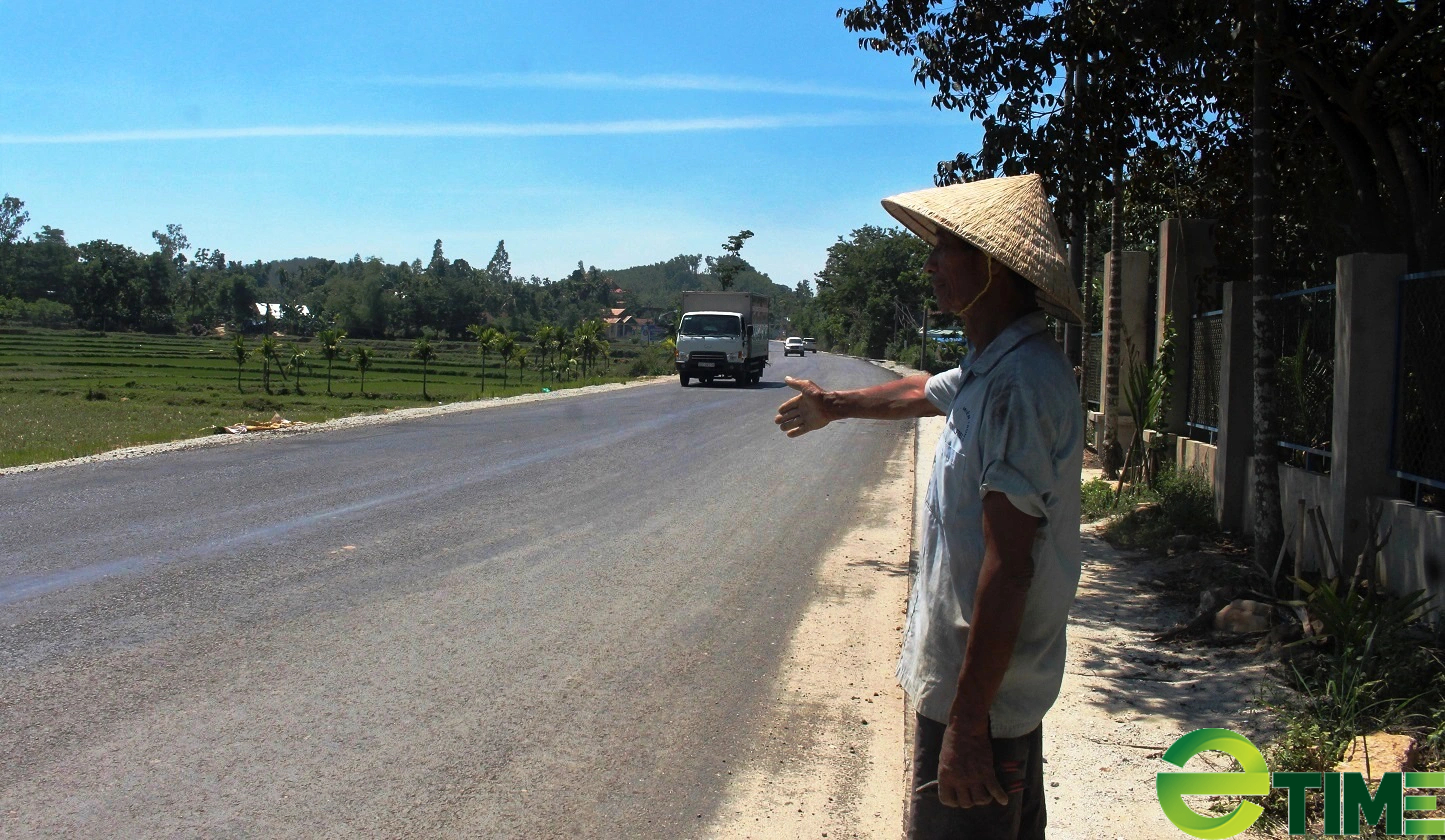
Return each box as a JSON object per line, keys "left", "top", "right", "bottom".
{"left": 509, "top": 343, "right": 530, "bottom": 387}
{"left": 812, "top": 226, "right": 931, "bottom": 359}
{"left": 466, "top": 323, "right": 499, "bottom": 393}
{"left": 286, "top": 343, "right": 308, "bottom": 395}
{"left": 0, "top": 195, "right": 31, "bottom": 295}
{"left": 258, "top": 334, "right": 279, "bottom": 394}
{"left": 411, "top": 336, "right": 436, "bottom": 400}
{"left": 705, "top": 230, "right": 754, "bottom": 290}
{"left": 495, "top": 331, "right": 517, "bottom": 387}
{"left": 485, "top": 240, "right": 512, "bottom": 285}
{"left": 571, "top": 319, "right": 608, "bottom": 379}
{"left": 71, "top": 240, "right": 142, "bottom": 331}
{"left": 351, "top": 345, "right": 374, "bottom": 395}
{"left": 230, "top": 333, "right": 249, "bottom": 392}
{"left": 532, "top": 324, "right": 555, "bottom": 373}
{"left": 316, "top": 328, "right": 347, "bottom": 395}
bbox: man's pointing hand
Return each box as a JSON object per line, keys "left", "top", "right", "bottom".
{"left": 774, "top": 376, "right": 833, "bottom": 438}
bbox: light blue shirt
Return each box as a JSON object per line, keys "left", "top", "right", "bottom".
{"left": 897, "top": 311, "right": 1084, "bottom": 737}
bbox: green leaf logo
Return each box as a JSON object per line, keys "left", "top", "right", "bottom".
{"left": 1156, "top": 729, "right": 1270, "bottom": 839}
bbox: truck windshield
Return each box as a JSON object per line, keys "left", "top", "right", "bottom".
{"left": 678, "top": 314, "right": 741, "bottom": 337}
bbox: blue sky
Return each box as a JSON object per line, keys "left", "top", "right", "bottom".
{"left": 1, "top": 1, "right": 978, "bottom": 288}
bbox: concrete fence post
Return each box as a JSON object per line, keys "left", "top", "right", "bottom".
{"left": 1100, "top": 250, "right": 1151, "bottom": 455}
{"left": 1155, "top": 219, "right": 1218, "bottom": 437}
{"left": 1215, "top": 280, "right": 1254, "bottom": 532}
{"left": 1329, "top": 253, "right": 1407, "bottom": 573}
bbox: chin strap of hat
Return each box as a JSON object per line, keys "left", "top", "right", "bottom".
{"left": 959, "top": 255, "right": 995, "bottom": 316}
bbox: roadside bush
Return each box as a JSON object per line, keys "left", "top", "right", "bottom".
{"left": 1154, "top": 467, "right": 1217, "bottom": 537}
{"left": 1080, "top": 476, "right": 1153, "bottom": 522}
{"left": 627, "top": 344, "right": 674, "bottom": 377}
{"left": 1094, "top": 466, "right": 1218, "bottom": 550}
{"left": 884, "top": 336, "right": 958, "bottom": 374}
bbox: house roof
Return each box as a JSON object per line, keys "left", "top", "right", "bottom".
{"left": 254, "top": 302, "right": 310, "bottom": 318}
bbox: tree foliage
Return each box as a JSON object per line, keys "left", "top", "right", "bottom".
{"left": 705, "top": 229, "right": 755, "bottom": 291}
{"left": 808, "top": 225, "right": 931, "bottom": 359}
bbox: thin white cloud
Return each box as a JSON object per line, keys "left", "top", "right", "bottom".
{"left": 372, "top": 72, "right": 917, "bottom": 102}
{"left": 0, "top": 112, "right": 924, "bottom": 145}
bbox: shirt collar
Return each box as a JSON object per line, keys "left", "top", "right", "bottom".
{"left": 961, "top": 311, "right": 1048, "bottom": 378}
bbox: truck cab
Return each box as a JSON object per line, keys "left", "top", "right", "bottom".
{"left": 674, "top": 292, "right": 770, "bottom": 387}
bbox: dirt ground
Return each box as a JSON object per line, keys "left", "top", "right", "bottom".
{"left": 705, "top": 411, "right": 1278, "bottom": 839}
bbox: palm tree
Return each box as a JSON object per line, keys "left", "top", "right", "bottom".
{"left": 531, "top": 325, "right": 554, "bottom": 373}
{"left": 509, "top": 343, "right": 529, "bottom": 388}
{"left": 573, "top": 319, "right": 607, "bottom": 379}
{"left": 546, "top": 328, "right": 567, "bottom": 382}
{"left": 495, "top": 331, "right": 517, "bottom": 387}
{"left": 351, "top": 345, "right": 374, "bottom": 395}
{"left": 316, "top": 328, "right": 347, "bottom": 395}
{"left": 411, "top": 336, "right": 436, "bottom": 400}
{"left": 258, "top": 334, "right": 279, "bottom": 393}
{"left": 466, "top": 323, "right": 498, "bottom": 394}
{"left": 286, "top": 343, "right": 307, "bottom": 395}
{"left": 230, "top": 334, "right": 249, "bottom": 392}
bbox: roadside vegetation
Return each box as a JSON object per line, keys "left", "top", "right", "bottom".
{"left": 0, "top": 326, "right": 675, "bottom": 468}
{"left": 1082, "top": 466, "right": 1445, "bottom": 833}
{"left": 1082, "top": 464, "right": 1217, "bottom": 553}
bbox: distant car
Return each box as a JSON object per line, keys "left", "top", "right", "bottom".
{"left": 802, "top": 337, "right": 818, "bottom": 353}
{"left": 783, "top": 336, "right": 806, "bottom": 357}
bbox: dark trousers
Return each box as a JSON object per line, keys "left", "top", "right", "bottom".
{"left": 907, "top": 713, "right": 1046, "bottom": 840}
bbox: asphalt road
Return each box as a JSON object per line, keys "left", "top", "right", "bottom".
{"left": 0, "top": 345, "right": 912, "bottom": 839}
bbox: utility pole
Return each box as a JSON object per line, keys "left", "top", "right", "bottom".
{"left": 921, "top": 307, "right": 929, "bottom": 370}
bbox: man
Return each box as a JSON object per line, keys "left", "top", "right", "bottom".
{"left": 774, "top": 174, "right": 1084, "bottom": 839}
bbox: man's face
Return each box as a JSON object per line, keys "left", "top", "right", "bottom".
{"left": 923, "top": 230, "right": 989, "bottom": 315}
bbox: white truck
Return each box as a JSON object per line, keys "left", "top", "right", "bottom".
{"left": 674, "top": 291, "right": 771, "bottom": 387}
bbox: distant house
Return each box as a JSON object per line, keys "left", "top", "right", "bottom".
{"left": 634, "top": 317, "right": 667, "bottom": 342}
{"left": 251, "top": 302, "right": 311, "bottom": 331}
{"left": 603, "top": 307, "right": 636, "bottom": 340}
{"left": 254, "top": 302, "right": 310, "bottom": 320}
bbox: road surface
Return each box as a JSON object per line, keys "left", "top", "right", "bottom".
{"left": 1, "top": 345, "right": 912, "bottom": 838}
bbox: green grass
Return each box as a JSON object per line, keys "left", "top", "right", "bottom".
{"left": 1082, "top": 468, "right": 1219, "bottom": 551}
{"left": 0, "top": 327, "right": 672, "bottom": 468}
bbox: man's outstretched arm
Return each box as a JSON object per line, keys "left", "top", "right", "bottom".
{"left": 774, "top": 373, "right": 941, "bottom": 438}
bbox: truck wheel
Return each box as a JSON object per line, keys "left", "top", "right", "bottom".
{"left": 679, "top": 373, "right": 690, "bottom": 387}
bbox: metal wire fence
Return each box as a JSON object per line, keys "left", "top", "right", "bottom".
{"left": 1274, "top": 284, "right": 1336, "bottom": 473}
{"left": 1392, "top": 271, "right": 1445, "bottom": 507}
{"left": 1187, "top": 310, "right": 1223, "bottom": 443}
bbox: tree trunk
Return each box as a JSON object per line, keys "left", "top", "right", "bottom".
{"left": 1251, "top": 0, "right": 1285, "bottom": 570}
{"left": 1102, "top": 156, "right": 1125, "bottom": 477}
{"left": 1070, "top": 62, "right": 1088, "bottom": 409}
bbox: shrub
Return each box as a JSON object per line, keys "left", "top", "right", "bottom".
{"left": 1080, "top": 477, "right": 1122, "bottom": 520}
{"left": 1094, "top": 466, "right": 1218, "bottom": 550}
{"left": 1154, "top": 467, "right": 1218, "bottom": 537}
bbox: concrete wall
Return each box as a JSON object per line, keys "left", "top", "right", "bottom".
{"left": 1176, "top": 438, "right": 1216, "bottom": 479}
{"left": 1278, "top": 465, "right": 1334, "bottom": 575}
{"left": 1240, "top": 460, "right": 1333, "bottom": 567}
{"left": 1374, "top": 499, "right": 1445, "bottom": 622}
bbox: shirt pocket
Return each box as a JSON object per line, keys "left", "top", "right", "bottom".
{"left": 929, "top": 407, "right": 974, "bottom": 518}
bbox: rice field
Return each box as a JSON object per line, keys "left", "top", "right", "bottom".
{"left": 0, "top": 328, "right": 664, "bottom": 468}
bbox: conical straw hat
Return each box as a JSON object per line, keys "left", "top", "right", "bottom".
{"left": 881, "top": 174, "right": 1084, "bottom": 324}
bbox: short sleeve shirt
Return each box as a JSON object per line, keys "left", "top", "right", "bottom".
{"left": 895, "top": 311, "right": 1084, "bottom": 737}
